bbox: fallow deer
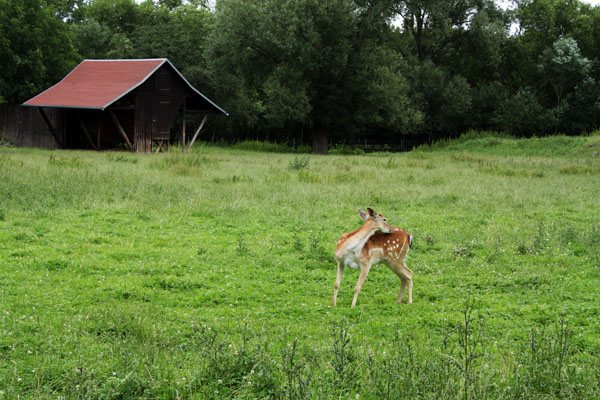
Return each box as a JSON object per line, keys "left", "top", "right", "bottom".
{"left": 332, "top": 208, "right": 413, "bottom": 307}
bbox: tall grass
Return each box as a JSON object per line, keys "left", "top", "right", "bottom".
{"left": 419, "top": 129, "right": 600, "bottom": 157}
{"left": 1, "top": 134, "right": 599, "bottom": 398}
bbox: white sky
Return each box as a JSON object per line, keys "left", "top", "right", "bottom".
{"left": 499, "top": 0, "right": 600, "bottom": 8}
{"left": 142, "top": 0, "right": 600, "bottom": 6}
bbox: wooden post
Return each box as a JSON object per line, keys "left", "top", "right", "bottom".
{"left": 76, "top": 115, "right": 97, "bottom": 150}
{"left": 38, "top": 108, "right": 62, "bottom": 148}
{"left": 182, "top": 99, "right": 186, "bottom": 153}
{"left": 188, "top": 114, "right": 208, "bottom": 151}
{"left": 108, "top": 110, "right": 134, "bottom": 152}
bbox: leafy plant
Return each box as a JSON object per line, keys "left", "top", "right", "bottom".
{"left": 288, "top": 156, "right": 309, "bottom": 171}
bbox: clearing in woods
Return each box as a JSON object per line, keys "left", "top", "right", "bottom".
{"left": 1, "top": 133, "right": 599, "bottom": 398}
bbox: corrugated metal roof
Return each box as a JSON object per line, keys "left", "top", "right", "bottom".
{"left": 23, "top": 59, "right": 227, "bottom": 114}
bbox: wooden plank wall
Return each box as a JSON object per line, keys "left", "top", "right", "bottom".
{"left": 0, "top": 104, "right": 62, "bottom": 149}
{"left": 134, "top": 65, "right": 186, "bottom": 153}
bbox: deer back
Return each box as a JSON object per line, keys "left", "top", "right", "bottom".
{"left": 362, "top": 228, "right": 411, "bottom": 265}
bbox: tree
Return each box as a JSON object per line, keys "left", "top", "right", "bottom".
{"left": 70, "top": 18, "right": 132, "bottom": 59}
{"left": 563, "top": 77, "right": 600, "bottom": 133}
{"left": 208, "top": 0, "right": 419, "bottom": 153}
{"left": 494, "top": 87, "right": 552, "bottom": 136}
{"left": 410, "top": 61, "right": 472, "bottom": 140}
{"left": 538, "top": 37, "right": 591, "bottom": 132}
{"left": 84, "top": 0, "right": 138, "bottom": 34}
{"left": 128, "top": 2, "right": 214, "bottom": 80}
{"left": 0, "top": 0, "right": 78, "bottom": 103}
{"left": 395, "top": 0, "right": 483, "bottom": 64}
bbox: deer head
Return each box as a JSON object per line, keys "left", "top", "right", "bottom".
{"left": 358, "top": 207, "right": 393, "bottom": 234}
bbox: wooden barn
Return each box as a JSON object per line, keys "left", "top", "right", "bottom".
{"left": 23, "top": 58, "right": 226, "bottom": 153}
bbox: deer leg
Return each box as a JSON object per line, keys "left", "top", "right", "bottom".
{"left": 397, "top": 278, "right": 407, "bottom": 304}
{"left": 403, "top": 263, "right": 413, "bottom": 304}
{"left": 389, "top": 262, "right": 413, "bottom": 305}
{"left": 332, "top": 262, "right": 344, "bottom": 306}
{"left": 406, "top": 270, "right": 413, "bottom": 304}
{"left": 351, "top": 265, "right": 370, "bottom": 308}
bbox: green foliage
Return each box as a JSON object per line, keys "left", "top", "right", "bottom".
{"left": 329, "top": 144, "right": 365, "bottom": 155}
{"left": 538, "top": 37, "right": 591, "bottom": 100}
{"left": 419, "top": 130, "right": 600, "bottom": 158}
{"left": 538, "top": 37, "right": 592, "bottom": 133}
{"left": 288, "top": 156, "right": 309, "bottom": 171}
{"left": 0, "top": 0, "right": 78, "bottom": 103}
{"left": 5, "top": 0, "right": 600, "bottom": 144}
{"left": 207, "top": 0, "right": 420, "bottom": 151}
{"left": 232, "top": 140, "right": 308, "bottom": 153}
{"left": 411, "top": 61, "right": 473, "bottom": 139}
{"left": 69, "top": 18, "right": 131, "bottom": 59}
{"left": 494, "top": 87, "right": 552, "bottom": 136}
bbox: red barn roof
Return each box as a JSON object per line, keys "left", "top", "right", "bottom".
{"left": 23, "top": 58, "right": 226, "bottom": 114}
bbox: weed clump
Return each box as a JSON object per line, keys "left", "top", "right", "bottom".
{"left": 559, "top": 164, "right": 597, "bottom": 175}
{"left": 288, "top": 156, "right": 309, "bottom": 170}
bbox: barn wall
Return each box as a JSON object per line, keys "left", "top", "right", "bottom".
{"left": 134, "top": 64, "right": 188, "bottom": 153}
{"left": 0, "top": 104, "right": 63, "bottom": 149}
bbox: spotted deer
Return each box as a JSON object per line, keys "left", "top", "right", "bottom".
{"left": 332, "top": 208, "right": 413, "bottom": 307}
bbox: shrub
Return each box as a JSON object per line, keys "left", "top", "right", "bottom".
{"left": 329, "top": 144, "right": 365, "bottom": 155}
{"left": 233, "top": 140, "right": 309, "bottom": 153}
{"left": 288, "top": 156, "right": 309, "bottom": 170}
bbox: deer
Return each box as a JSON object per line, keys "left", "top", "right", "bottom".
{"left": 332, "top": 208, "right": 413, "bottom": 308}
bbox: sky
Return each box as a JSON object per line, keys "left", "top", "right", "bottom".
{"left": 509, "top": 0, "right": 600, "bottom": 6}
{"left": 569, "top": 0, "right": 600, "bottom": 4}
{"left": 498, "top": 0, "right": 600, "bottom": 8}
{"left": 140, "top": 0, "right": 600, "bottom": 5}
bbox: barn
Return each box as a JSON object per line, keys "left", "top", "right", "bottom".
{"left": 22, "top": 58, "right": 227, "bottom": 153}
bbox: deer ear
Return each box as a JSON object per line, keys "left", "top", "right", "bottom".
{"left": 358, "top": 209, "right": 368, "bottom": 220}
{"left": 367, "top": 207, "right": 376, "bottom": 217}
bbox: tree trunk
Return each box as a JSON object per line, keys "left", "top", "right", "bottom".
{"left": 311, "top": 125, "right": 328, "bottom": 154}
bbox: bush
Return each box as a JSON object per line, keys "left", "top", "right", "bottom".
{"left": 329, "top": 144, "right": 365, "bottom": 155}
{"left": 288, "top": 156, "right": 309, "bottom": 170}
{"left": 493, "top": 87, "right": 553, "bottom": 137}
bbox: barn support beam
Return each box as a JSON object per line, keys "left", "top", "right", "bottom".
{"left": 38, "top": 108, "right": 62, "bottom": 148}
{"left": 76, "top": 115, "right": 97, "bottom": 150}
{"left": 182, "top": 99, "right": 186, "bottom": 153}
{"left": 188, "top": 114, "right": 208, "bottom": 151}
{"left": 108, "top": 110, "right": 134, "bottom": 152}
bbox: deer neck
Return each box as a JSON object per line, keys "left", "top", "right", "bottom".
{"left": 338, "top": 219, "right": 378, "bottom": 257}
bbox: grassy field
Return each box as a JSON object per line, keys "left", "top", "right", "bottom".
{"left": 1, "top": 133, "right": 599, "bottom": 399}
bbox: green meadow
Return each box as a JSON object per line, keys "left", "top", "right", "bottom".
{"left": 1, "top": 133, "right": 599, "bottom": 399}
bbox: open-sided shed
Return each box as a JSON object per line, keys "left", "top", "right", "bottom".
{"left": 23, "top": 58, "right": 226, "bottom": 153}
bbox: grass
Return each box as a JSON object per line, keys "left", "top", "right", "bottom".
{"left": 1, "top": 133, "right": 599, "bottom": 398}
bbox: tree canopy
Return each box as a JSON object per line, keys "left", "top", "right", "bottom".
{"left": 2, "top": 0, "right": 600, "bottom": 152}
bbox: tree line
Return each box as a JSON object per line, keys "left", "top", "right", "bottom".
{"left": 1, "top": 0, "right": 600, "bottom": 153}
